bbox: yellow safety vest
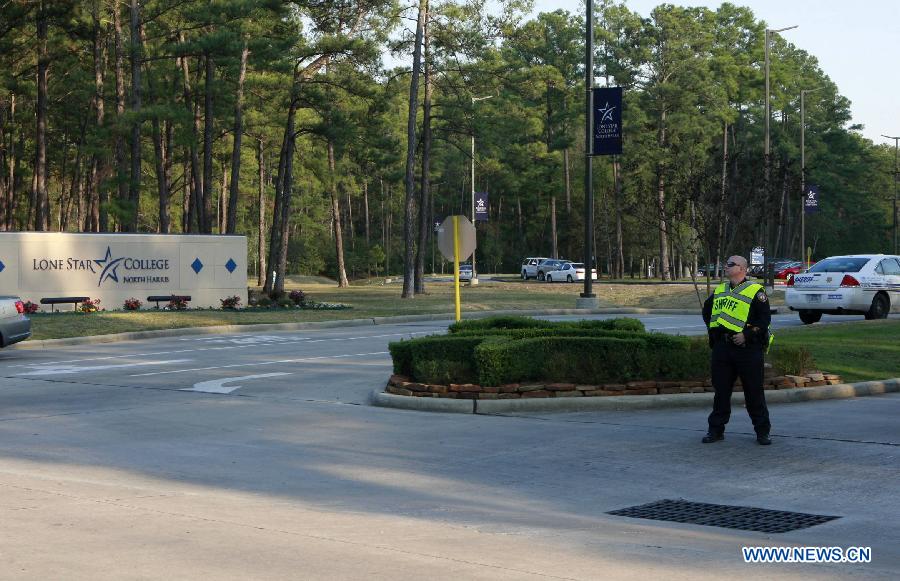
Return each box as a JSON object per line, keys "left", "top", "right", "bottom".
{"left": 709, "top": 280, "right": 774, "bottom": 351}
{"left": 709, "top": 281, "right": 763, "bottom": 332}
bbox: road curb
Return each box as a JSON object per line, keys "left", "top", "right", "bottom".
{"left": 13, "top": 307, "right": 708, "bottom": 349}
{"left": 370, "top": 388, "right": 475, "bottom": 413}
{"left": 370, "top": 378, "right": 900, "bottom": 414}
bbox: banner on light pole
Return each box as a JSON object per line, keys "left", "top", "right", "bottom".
{"left": 592, "top": 87, "right": 623, "bottom": 156}
{"left": 804, "top": 185, "right": 820, "bottom": 214}
{"left": 474, "top": 192, "right": 489, "bottom": 221}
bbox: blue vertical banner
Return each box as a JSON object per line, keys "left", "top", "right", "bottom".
{"left": 592, "top": 87, "right": 623, "bottom": 156}
{"left": 804, "top": 185, "right": 820, "bottom": 214}
{"left": 475, "top": 192, "right": 489, "bottom": 221}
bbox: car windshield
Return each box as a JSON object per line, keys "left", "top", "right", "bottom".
{"left": 571, "top": 263, "right": 584, "bottom": 268}
{"left": 807, "top": 257, "right": 870, "bottom": 273}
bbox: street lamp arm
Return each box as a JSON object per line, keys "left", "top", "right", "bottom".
{"left": 768, "top": 25, "right": 799, "bottom": 34}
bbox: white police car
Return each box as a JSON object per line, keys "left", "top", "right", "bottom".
{"left": 785, "top": 254, "right": 900, "bottom": 323}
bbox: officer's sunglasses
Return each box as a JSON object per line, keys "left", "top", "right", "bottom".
{"left": 725, "top": 261, "right": 739, "bottom": 267}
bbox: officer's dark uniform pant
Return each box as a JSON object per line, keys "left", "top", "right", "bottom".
{"left": 708, "top": 341, "right": 771, "bottom": 436}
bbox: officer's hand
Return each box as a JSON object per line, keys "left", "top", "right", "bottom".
{"left": 732, "top": 332, "right": 746, "bottom": 346}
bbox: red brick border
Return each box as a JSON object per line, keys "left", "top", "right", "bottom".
{"left": 385, "top": 373, "right": 843, "bottom": 400}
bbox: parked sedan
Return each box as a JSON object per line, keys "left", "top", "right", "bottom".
{"left": 785, "top": 254, "right": 900, "bottom": 323}
{"left": 0, "top": 296, "right": 32, "bottom": 347}
{"left": 536, "top": 259, "right": 566, "bottom": 281}
{"left": 546, "top": 262, "right": 597, "bottom": 282}
{"left": 775, "top": 261, "right": 804, "bottom": 279}
{"left": 458, "top": 263, "right": 474, "bottom": 282}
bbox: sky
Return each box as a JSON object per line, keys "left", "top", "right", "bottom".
{"left": 531, "top": 0, "right": 899, "bottom": 146}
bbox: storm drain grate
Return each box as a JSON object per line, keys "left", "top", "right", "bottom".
{"left": 607, "top": 499, "right": 839, "bottom": 533}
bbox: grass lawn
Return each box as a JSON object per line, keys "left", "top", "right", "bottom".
{"left": 27, "top": 279, "right": 714, "bottom": 340}
{"left": 774, "top": 319, "right": 900, "bottom": 383}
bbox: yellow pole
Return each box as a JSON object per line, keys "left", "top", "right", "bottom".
{"left": 453, "top": 215, "right": 461, "bottom": 321}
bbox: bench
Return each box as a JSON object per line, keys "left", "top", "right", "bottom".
{"left": 147, "top": 295, "right": 192, "bottom": 309}
{"left": 40, "top": 297, "right": 90, "bottom": 312}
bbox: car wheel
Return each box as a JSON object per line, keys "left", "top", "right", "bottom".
{"left": 567, "top": 275, "right": 573, "bottom": 283}
{"left": 538, "top": 271, "right": 545, "bottom": 281}
{"left": 522, "top": 270, "right": 527, "bottom": 280}
{"left": 865, "top": 293, "right": 890, "bottom": 320}
{"left": 547, "top": 274, "right": 553, "bottom": 282}
{"left": 799, "top": 310, "right": 822, "bottom": 324}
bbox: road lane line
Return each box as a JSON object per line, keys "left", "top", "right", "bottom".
{"left": 182, "top": 372, "right": 291, "bottom": 394}
{"left": 5, "top": 332, "right": 431, "bottom": 368}
{"left": 128, "top": 351, "right": 391, "bottom": 377}
{"left": 16, "top": 359, "right": 194, "bottom": 377}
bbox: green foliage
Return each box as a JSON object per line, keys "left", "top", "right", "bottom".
{"left": 394, "top": 317, "right": 706, "bottom": 386}
{"left": 448, "top": 315, "right": 645, "bottom": 334}
{"left": 769, "top": 345, "right": 816, "bottom": 377}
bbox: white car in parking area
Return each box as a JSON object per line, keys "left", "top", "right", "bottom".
{"left": 546, "top": 262, "right": 598, "bottom": 283}
{"left": 785, "top": 254, "right": 900, "bottom": 324}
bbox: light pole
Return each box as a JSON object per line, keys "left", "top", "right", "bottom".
{"left": 470, "top": 94, "right": 493, "bottom": 285}
{"left": 800, "top": 87, "right": 822, "bottom": 268}
{"left": 580, "top": 0, "right": 596, "bottom": 304}
{"left": 883, "top": 134, "right": 900, "bottom": 254}
{"left": 764, "top": 25, "right": 797, "bottom": 287}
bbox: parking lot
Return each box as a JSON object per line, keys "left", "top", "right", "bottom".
{"left": 0, "top": 314, "right": 897, "bottom": 579}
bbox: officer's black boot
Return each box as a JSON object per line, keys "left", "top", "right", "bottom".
{"left": 702, "top": 432, "right": 724, "bottom": 443}
{"left": 756, "top": 433, "right": 772, "bottom": 445}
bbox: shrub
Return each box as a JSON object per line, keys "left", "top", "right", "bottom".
{"left": 276, "top": 296, "right": 294, "bottom": 308}
{"left": 256, "top": 295, "right": 273, "bottom": 308}
{"left": 123, "top": 298, "right": 142, "bottom": 311}
{"left": 80, "top": 298, "right": 101, "bottom": 313}
{"left": 289, "top": 289, "right": 306, "bottom": 306}
{"left": 389, "top": 335, "right": 494, "bottom": 377}
{"left": 770, "top": 345, "right": 816, "bottom": 376}
{"left": 220, "top": 295, "right": 242, "bottom": 309}
{"left": 474, "top": 335, "right": 709, "bottom": 386}
{"left": 22, "top": 300, "right": 40, "bottom": 314}
{"left": 166, "top": 296, "right": 188, "bottom": 311}
{"left": 448, "top": 315, "right": 645, "bottom": 334}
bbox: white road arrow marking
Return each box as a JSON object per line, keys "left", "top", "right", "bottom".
{"left": 181, "top": 372, "right": 291, "bottom": 395}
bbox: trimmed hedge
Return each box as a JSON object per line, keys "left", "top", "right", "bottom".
{"left": 390, "top": 315, "right": 709, "bottom": 387}
{"left": 388, "top": 335, "right": 494, "bottom": 384}
{"left": 474, "top": 335, "right": 708, "bottom": 386}
{"left": 448, "top": 316, "right": 645, "bottom": 334}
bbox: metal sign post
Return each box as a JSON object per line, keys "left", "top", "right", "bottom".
{"left": 437, "top": 215, "right": 476, "bottom": 321}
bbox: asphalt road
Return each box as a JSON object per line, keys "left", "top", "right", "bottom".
{"left": 0, "top": 313, "right": 897, "bottom": 579}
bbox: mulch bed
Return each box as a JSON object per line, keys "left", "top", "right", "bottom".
{"left": 385, "top": 372, "right": 843, "bottom": 400}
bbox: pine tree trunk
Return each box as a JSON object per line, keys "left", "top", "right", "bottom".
{"left": 148, "top": 66, "right": 169, "bottom": 234}
{"left": 364, "top": 180, "right": 370, "bottom": 246}
{"left": 126, "top": 0, "right": 142, "bottom": 232}
{"left": 88, "top": 1, "right": 106, "bottom": 232}
{"left": 114, "top": 2, "right": 127, "bottom": 231}
{"left": 328, "top": 141, "right": 349, "bottom": 287}
{"left": 414, "top": 20, "right": 431, "bottom": 294}
{"left": 257, "top": 139, "right": 266, "bottom": 287}
{"left": 178, "top": 49, "right": 202, "bottom": 233}
{"left": 5, "top": 95, "right": 15, "bottom": 231}
{"left": 34, "top": 1, "right": 50, "bottom": 231}
{"left": 613, "top": 155, "right": 624, "bottom": 278}
{"left": 226, "top": 42, "right": 249, "bottom": 234}
{"left": 201, "top": 52, "right": 215, "bottom": 234}
{"left": 656, "top": 109, "right": 670, "bottom": 280}
{"left": 402, "top": 0, "right": 427, "bottom": 298}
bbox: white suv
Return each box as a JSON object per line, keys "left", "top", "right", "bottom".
{"left": 785, "top": 254, "right": 900, "bottom": 323}
{"left": 521, "top": 257, "right": 549, "bottom": 280}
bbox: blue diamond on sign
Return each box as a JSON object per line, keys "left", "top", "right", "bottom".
{"left": 191, "top": 258, "right": 203, "bottom": 274}
{"left": 0, "top": 260, "right": 5, "bottom": 273}
{"left": 225, "top": 258, "right": 237, "bottom": 273}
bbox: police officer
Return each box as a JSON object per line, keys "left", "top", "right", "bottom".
{"left": 701, "top": 255, "right": 772, "bottom": 445}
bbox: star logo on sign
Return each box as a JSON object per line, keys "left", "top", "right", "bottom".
{"left": 94, "top": 246, "right": 126, "bottom": 286}
{"left": 807, "top": 192, "right": 816, "bottom": 200}
{"left": 597, "top": 102, "right": 616, "bottom": 122}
